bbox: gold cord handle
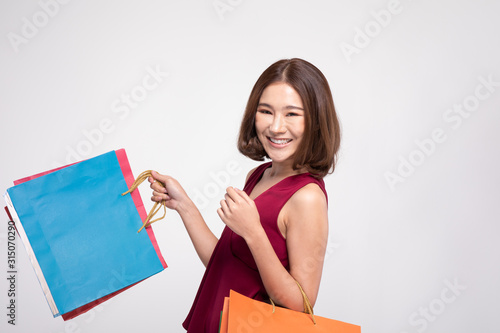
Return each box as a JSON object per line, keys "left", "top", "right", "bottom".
{"left": 121, "top": 170, "right": 166, "bottom": 233}
{"left": 268, "top": 280, "right": 317, "bottom": 325}
{"left": 295, "top": 280, "right": 316, "bottom": 324}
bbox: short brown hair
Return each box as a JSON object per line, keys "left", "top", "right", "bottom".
{"left": 238, "top": 58, "right": 341, "bottom": 178}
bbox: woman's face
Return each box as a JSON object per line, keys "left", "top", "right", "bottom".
{"left": 255, "top": 82, "right": 305, "bottom": 165}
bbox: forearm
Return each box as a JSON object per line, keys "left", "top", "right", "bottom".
{"left": 245, "top": 228, "right": 305, "bottom": 311}
{"left": 176, "top": 199, "right": 218, "bottom": 267}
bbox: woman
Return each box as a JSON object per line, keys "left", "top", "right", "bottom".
{"left": 149, "top": 58, "right": 340, "bottom": 332}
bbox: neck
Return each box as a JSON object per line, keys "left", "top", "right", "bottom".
{"left": 267, "top": 160, "right": 305, "bottom": 178}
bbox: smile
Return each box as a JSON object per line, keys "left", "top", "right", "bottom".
{"left": 267, "top": 137, "right": 292, "bottom": 145}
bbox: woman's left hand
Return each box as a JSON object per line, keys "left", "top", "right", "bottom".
{"left": 217, "top": 187, "right": 262, "bottom": 240}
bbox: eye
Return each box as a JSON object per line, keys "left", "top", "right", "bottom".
{"left": 257, "top": 109, "right": 272, "bottom": 115}
{"left": 286, "top": 112, "right": 300, "bottom": 117}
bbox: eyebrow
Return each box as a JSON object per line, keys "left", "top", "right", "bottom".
{"left": 257, "top": 103, "right": 304, "bottom": 111}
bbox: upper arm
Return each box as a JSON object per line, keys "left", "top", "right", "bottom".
{"left": 284, "top": 183, "right": 328, "bottom": 306}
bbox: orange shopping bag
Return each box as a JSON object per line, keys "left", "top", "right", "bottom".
{"left": 219, "top": 285, "right": 361, "bottom": 333}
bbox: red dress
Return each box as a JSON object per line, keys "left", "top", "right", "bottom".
{"left": 182, "top": 162, "right": 327, "bottom": 332}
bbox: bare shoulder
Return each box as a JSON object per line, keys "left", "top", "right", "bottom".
{"left": 284, "top": 182, "right": 328, "bottom": 230}
{"left": 288, "top": 182, "right": 327, "bottom": 211}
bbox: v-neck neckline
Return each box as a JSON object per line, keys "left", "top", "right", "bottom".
{"left": 248, "top": 163, "right": 310, "bottom": 201}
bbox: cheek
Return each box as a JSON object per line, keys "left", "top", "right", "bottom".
{"left": 254, "top": 114, "right": 266, "bottom": 134}
{"left": 292, "top": 119, "right": 306, "bottom": 139}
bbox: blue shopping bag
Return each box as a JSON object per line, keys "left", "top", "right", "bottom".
{"left": 4, "top": 149, "right": 166, "bottom": 318}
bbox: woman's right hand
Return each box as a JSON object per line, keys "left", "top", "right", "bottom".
{"left": 149, "top": 170, "right": 218, "bottom": 266}
{"left": 148, "top": 170, "right": 189, "bottom": 212}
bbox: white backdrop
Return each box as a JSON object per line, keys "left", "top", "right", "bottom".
{"left": 1, "top": 1, "right": 499, "bottom": 332}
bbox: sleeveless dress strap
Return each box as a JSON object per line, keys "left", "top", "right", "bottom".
{"left": 243, "top": 162, "right": 272, "bottom": 193}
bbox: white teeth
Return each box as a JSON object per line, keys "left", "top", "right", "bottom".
{"left": 269, "top": 138, "right": 291, "bottom": 145}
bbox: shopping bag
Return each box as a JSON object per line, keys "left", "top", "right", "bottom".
{"left": 3, "top": 149, "right": 166, "bottom": 319}
{"left": 220, "top": 289, "right": 361, "bottom": 333}
{"left": 219, "top": 297, "right": 230, "bottom": 333}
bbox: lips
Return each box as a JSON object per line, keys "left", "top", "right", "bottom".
{"left": 268, "top": 137, "right": 292, "bottom": 145}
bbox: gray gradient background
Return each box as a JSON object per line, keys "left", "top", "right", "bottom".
{"left": 1, "top": 0, "right": 499, "bottom": 332}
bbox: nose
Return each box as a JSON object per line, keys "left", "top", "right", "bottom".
{"left": 270, "top": 114, "right": 286, "bottom": 134}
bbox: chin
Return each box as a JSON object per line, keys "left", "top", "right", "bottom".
{"left": 266, "top": 153, "right": 295, "bottom": 164}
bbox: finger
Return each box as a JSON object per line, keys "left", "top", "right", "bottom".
{"left": 224, "top": 192, "right": 234, "bottom": 206}
{"left": 152, "top": 189, "right": 164, "bottom": 196}
{"left": 151, "top": 170, "right": 169, "bottom": 183}
{"left": 158, "top": 183, "right": 168, "bottom": 193}
{"left": 220, "top": 199, "right": 230, "bottom": 214}
{"left": 150, "top": 180, "right": 167, "bottom": 193}
{"left": 152, "top": 195, "right": 164, "bottom": 202}
{"left": 217, "top": 207, "right": 226, "bottom": 223}
{"left": 152, "top": 191, "right": 170, "bottom": 201}
{"left": 234, "top": 188, "right": 252, "bottom": 203}
{"left": 225, "top": 187, "right": 241, "bottom": 202}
